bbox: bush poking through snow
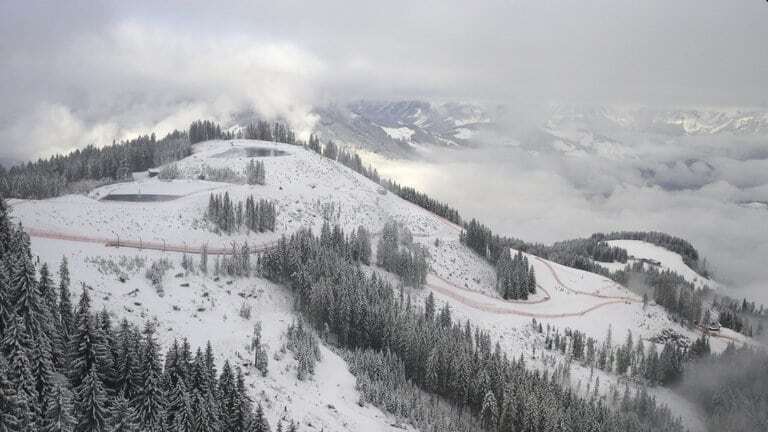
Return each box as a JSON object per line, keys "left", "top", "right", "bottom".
{"left": 376, "top": 221, "right": 430, "bottom": 288}
{"left": 181, "top": 253, "right": 196, "bottom": 275}
{"left": 252, "top": 322, "right": 269, "bottom": 377}
{"left": 199, "top": 164, "right": 242, "bottom": 183}
{"left": 245, "top": 159, "right": 266, "bottom": 185}
{"left": 284, "top": 320, "right": 321, "bottom": 380}
{"left": 145, "top": 258, "right": 173, "bottom": 296}
{"left": 239, "top": 301, "right": 252, "bottom": 320}
{"left": 206, "top": 192, "right": 276, "bottom": 234}
{"left": 158, "top": 163, "right": 181, "bottom": 179}
{"left": 86, "top": 255, "right": 146, "bottom": 282}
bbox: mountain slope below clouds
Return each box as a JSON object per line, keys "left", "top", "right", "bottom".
{"left": 313, "top": 100, "right": 491, "bottom": 156}
{"left": 10, "top": 138, "right": 747, "bottom": 431}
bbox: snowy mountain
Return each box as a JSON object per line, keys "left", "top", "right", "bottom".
{"left": 313, "top": 100, "right": 492, "bottom": 156}
{"left": 311, "top": 100, "right": 768, "bottom": 161}
{"left": 546, "top": 105, "right": 768, "bottom": 137}
{"left": 9, "top": 138, "right": 756, "bottom": 430}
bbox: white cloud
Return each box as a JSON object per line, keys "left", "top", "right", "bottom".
{"left": 0, "top": 21, "right": 326, "bottom": 159}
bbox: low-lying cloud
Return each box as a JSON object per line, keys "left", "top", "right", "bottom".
{"left": 370, "top": 132, "right": 768, "bottom": 305}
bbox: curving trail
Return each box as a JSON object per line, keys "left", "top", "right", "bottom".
{"left": 534, "top": 256, "right": 641, "bottom": 303}
{"left": 27, "top": 228, "right": 276, "bottom": 256}
{"left": 427, "top": 275, "right": 631, "bottom": 318}
{"left": 29, "top": 226, "right": 637, "bottom": 319}
{"left": 430, "top": 272, "right": 552, "bottom": 304}
{"left": 424, "top": 245, "right": 642, "bottom": 318}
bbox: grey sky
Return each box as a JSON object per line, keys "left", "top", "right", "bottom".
{"left": 1, "top": 0, "right": 768, "bottom": 159}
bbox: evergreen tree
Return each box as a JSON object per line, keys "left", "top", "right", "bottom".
{"left": 172, "top": 387, "right": 194, "bottom": 432}
{"left": 424, "top": 292, "right": 435, "bottom": 322}
{"left": 253, "top": 403, "right": 270, "bottom": 432}
{"left": 204, "top": 342, "right": 217, "bottom": 392}
{"left": 0, "top": 265, "right": 11, "bottom": 340}
{"left": 11, "top": 254, "right": 42, "bottom": 336}
{"left": 133, "top": 323, "right": 165, "bottom": 432}
{"left": 58, "top": 258, "right": 74, "bottom": 342}
{"left": 68, "top": 290, "right": 107, "bottom": 389}
{"left": 110, "top": 394, "right": 138, "bottom": 432}
{"left": 73, "top": 367, "right": 109, "bottom": 432}
{"left": 0, "top": 197, "right": 11, "bottom": 257}
{"left": 252, "top": 323, "right": 268, "bottom": 377}
{"left": 30, "top": 342, "right": 55, "bottom": 426}
{"left": 45, "top": 383, "right": 74, "bottom": 432}
{"left": 0, "top": 354, "right": 19, "bottom": 432}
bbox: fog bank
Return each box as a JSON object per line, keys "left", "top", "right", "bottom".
{"left": 369, "top": 145, "right": 768, "bottom": 305}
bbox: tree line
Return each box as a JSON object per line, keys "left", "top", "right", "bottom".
{"left": 537, "top": 320, "right": 710, "bottom": 387}
{"left": 245, "top": 160, "right": 266, "bottom": 186}
{"left": 0, "top": 131, "right": 190, "bottom": 199}
{"left": 317, "top": 221, "right": 372, "bottom": 267}
{"left": 496, "top": 249, "right": 536, "bottom": 300}
{"left": 608, "top": 260, "right": 768, "bottom": 339}
{"left": 710, "top": 295, "right": 766, "bottom": 338}
{"left": 0, "top": 116, "right": 301, "bottom": 200}
{"left": 0, "top": 196, "right": 289, "bottom": 432}
{"left": 206, "top": 192, "right": 276, "bottom": 234}
{"left": 599, "top": 231, "right": 706, "bottom": 276}
{"left": 550, "top": 235, "right": 628, "bottom": 263}
{"left": 375, "top": 222, "right": 429, "bottom": 288}
{"left": 381, "top": 181, "right": 462, "bottom": 226}
{"left": 612, "top": 262, "right": 705, "bottom": 326}
{"left": 678, "top": 343, "right": 768, "bottom": 432}
{"left": 190, "top": 119, "right": 297, "bottom": 145}
{"left": 461, "top": 219, "right": 537, "bottom": 300}
{"left": 258, "top": 224, "right": 686, "bottom": 432}
{"left": 306, "top": 134, "right": 462, "bottom": 226}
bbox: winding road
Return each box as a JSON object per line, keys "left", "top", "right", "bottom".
{"left": 425, "top": 254, "right": 642, "bottom": 319}
{"left": 28, "top": 226, "right": 637, "bottom": 319}
{"left": 26, "top": 226, "right": 661, "bottom": 321}
{"left": 427, "top": 275, "right": 633, "bottom": 319}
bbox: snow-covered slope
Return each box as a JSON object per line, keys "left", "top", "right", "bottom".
{"left": 30, "top": 238, "right": 412, "bottom": 432}
{"left": 601, "top": 240, "right": 716, "bottom": 289}
{"left": 12, "top": 140, "right": 458, "bottom": 248}
{"left": 10, "top": 138, "right": 743, "bottom": 431}
{"left": 312, "top": 100, "right": 768, "bottom": 159}
{"left": 313, "top": 100, "right": 491, "bottom": 156}
{"left": 547, "top": 105, "right": 768, "bottom": 137}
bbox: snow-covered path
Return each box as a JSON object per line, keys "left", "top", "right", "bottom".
{"left": 534, "top": 256, "right": 640, "bottom": 302}
{"left": 426, "top": 272, "right": 636, "bottom": 319}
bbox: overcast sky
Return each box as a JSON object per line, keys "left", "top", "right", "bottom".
{"left": 1, "top": 0, "right": 767, "bottom": 159}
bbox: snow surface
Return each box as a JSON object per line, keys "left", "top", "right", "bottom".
{"left": 31, "top": 238, "right": 413, "bottom": 432}
{"left": 10, "top": 138, "right": 739, "bottom": 432}
{"left": 452, "top": 128, "right": 474, "bottom": 140}
{"left": 380, "top": 126, "right": 415, "bottom": 141}
{"left": 602, "top": 240, "right": 716, "bottom": 289}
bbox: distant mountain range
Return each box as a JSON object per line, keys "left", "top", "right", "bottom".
{"left": 311, "top": 100, "right": 768, "bottom": 157}
{"left": 312, "top": 100, "right": 494, "bottom": 157}
{"left": 545, "top": 104, "right": 768, "bottom": 137}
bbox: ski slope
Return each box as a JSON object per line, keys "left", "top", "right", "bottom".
{"left": 30, "top": 237, "right": 413, "bottom": 432}
{"left": 9, "top": 138, "right": 741, "bottom": 432}
{"left": 603, "top": 239, "right": 716, "bottom": 289}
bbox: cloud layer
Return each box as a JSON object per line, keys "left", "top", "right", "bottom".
{"left": 2, "top": 0, "right": 768, "bottom": 160}
{"left": 370, "top": 130, "right": 768, "bottom": 305}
